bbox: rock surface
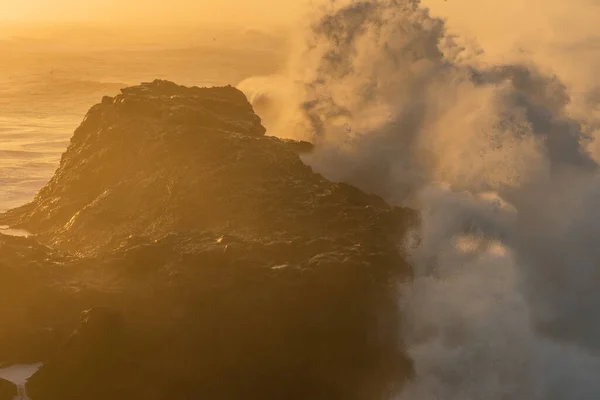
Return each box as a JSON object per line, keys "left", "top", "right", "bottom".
{"left": 0, "top": 235, "right": 72, "bottom": 365}
{"left": 0, "top": 80, "right": 417, "bottom": 399}
{"left": 0, "top": 378, "right": 16, "bottom": 400}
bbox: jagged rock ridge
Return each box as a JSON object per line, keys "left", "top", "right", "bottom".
{"left": 2, "top": 80, "right": 411, "bottom": 257}
{"left": 0, "top": 80, "right": 417, "bottom": 400}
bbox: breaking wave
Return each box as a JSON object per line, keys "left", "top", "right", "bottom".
{"left": 238, "top": 0, "right": 600, "bottom": 398}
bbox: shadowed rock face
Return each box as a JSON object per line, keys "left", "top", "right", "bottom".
{"left": 0, "top": 235, "right": 73, "bottom": 365}
{"left": 0, "top": 80, "right": 417, "bottom": 399}
{"left": 0, "top": 378, "right": 17, "bottom": 400}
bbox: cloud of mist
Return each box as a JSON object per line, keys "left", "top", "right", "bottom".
{"left": 419, "top": 0, "right": 600, "bottom": 162}
{"left": 238, "top": 0, "right": 600, "bottom": 398}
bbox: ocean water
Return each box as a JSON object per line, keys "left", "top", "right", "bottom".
{"left": 0, "top": 35, "right": 283, "bottom": 213}
{"left": 0, "top": 363, "right": 43, "bottom": 400}
{"left": 0, "top": 363, "right": 42, "bottom": 385}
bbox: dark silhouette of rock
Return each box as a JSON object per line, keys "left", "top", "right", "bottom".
{"left": 64, "top": 307, "right": 124, "bottom": 351}
{"left": 0, "top": 80, "right": 417, "bottom": 399}
{"left": 0, "top": 235, "right": 73, "bottom": 365}
{"left": 27, "top": 308, "right": 140, "bottom": 400}
{"left": 0, "top": 378, "right": 17, "bottom": 400}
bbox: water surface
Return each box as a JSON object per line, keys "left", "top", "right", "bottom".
{"left": 0, "top": 363, "right": 43, "bottom": 385}
{"left": 0, "top": 226, "right": 32, "bottom": 237}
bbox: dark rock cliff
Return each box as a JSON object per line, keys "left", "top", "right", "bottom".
{"left": 0, "top": 80, "right": 417, "bottom": 400}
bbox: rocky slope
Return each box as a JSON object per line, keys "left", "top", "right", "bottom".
{"left": 0, "top": 80, "right": 417, "bottom": 399}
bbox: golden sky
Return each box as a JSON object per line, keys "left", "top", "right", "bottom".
{"left": 2, "top": 0, "right": 598, "bottom": 71}
{"left": 422, "top": 0, "right": 600, "bottom": 92}
{"left": 0, "top": 0, "right": 306, "bottom": 25}
{"left": 4, "top": 0, "right": 598, "bottom": 34}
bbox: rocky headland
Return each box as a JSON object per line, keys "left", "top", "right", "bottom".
{"left": 0, "top": 80, "right": 417, "bottom": 399}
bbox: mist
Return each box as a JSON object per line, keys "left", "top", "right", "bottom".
{"left": 421, "top": 0, "right": 600, "bottom": 160}
{"left": 238, "top": 0, "right": 600, "bottom": 398}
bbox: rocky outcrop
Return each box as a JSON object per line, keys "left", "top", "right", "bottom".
{"left": 0, "top": 235, "right": 73, "bottom": 365}
{"left": 0, "top": 378, "right": 16, "bottom": 400}
{"left": 27, "top": 308, "right": 137, "bottom": 400}
{"left": 1, "top": 80, "right": 413, "bottom": 256}
{"left": 64, "top": 307, "right": 124, "bottom": 351}
{"left": 0, "top": 80, "right": 417, "bottom": 399}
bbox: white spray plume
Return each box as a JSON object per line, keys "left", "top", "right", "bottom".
{"left": 238, "top": 0, "right": 600, "bottom": 398}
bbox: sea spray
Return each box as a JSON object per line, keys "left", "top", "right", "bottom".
{"left": 238, "top": 0, "right": 600, "bottom": 398}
